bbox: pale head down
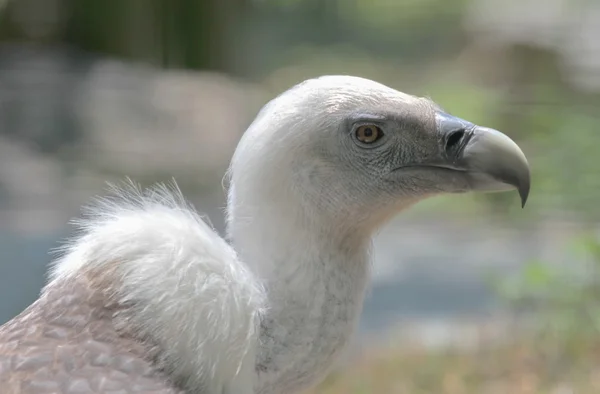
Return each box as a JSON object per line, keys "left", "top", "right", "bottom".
{"left": 228, "top": 75, "right": 530, "bottom": 239}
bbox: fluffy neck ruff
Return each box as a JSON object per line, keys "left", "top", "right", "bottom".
{"left": 48, "top": 183, "right": 267, "bottom": 394}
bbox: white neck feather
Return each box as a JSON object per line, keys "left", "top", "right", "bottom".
{"left": 227, "top": 164, "right": 373, "bottom": 393}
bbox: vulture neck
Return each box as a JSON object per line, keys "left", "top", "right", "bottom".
{"left": 227, "top": 183, "right": 374, "bottom": 393}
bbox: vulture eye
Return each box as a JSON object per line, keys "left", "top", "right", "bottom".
{"left": 355, "top": 125, "right": 383, "bottom": 144}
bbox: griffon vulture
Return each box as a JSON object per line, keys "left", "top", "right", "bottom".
{"left": 0, "top": 76, "right": 530, "bottom": 394}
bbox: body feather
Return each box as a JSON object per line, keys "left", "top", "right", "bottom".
{"left": 0, "top": 181, "right": 266, "bottom": 394}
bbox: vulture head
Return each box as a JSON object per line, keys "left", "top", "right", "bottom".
{"left": 229, "top": 75, "right": 529, "bottom": 239}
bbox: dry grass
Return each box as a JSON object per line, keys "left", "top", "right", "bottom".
{"left": 304, "top": 337, "right": 600, "bottom": 394}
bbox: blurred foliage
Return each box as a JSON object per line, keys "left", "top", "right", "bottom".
{"left": 304, "top": 338, "right": 600, "bottom": 393}
{"left": 494, "top": 233, "right": 600, "bottom": 355}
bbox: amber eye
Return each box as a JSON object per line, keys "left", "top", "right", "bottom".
{"left": 355, "top": 125, "right": 383, "bottom": 144}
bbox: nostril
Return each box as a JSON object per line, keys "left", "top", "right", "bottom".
{"left": 445, "top": 129, "right": 465, "bottom": 152}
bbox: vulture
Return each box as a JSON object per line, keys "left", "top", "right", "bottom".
{"left": 0, "top": 75, "right": 530, "bottom": 394}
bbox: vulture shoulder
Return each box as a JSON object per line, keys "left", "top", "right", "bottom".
{"left": 0, "top": 278, "right": 183, "bottom": 394}
{"left": 0, "top": 183, "right": 266, "bottom": 394}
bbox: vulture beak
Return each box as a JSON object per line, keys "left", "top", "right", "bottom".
{"left": 436, "top": 112, "right": 531, "bottom": 207}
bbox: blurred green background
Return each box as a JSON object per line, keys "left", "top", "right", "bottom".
{"left": 1, "top": 0, "right": 599, "bottom": 392}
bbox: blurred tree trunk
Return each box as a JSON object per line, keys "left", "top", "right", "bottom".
{"left": 0, "top": 0, "right": 245, "bottom": 73}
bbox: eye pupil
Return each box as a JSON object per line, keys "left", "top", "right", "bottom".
{"left": 355, "top": 125, "right": 382, "bottom": 144}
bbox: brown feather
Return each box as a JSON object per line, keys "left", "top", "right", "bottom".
{"left": 0, "top": 277, "right": 184, "bottom": 394}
